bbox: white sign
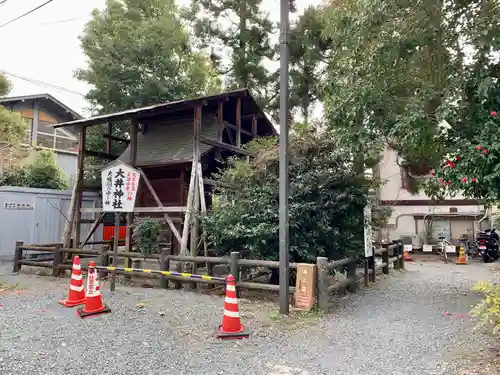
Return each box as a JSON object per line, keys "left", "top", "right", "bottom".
{"left": 101, "top": 162, "right": 140, "bottom": 212}
{"left": 364, "top": 205, "right": 373, "bottom": 257}
{"left": 4, "top": 202, "right": 34, "bottom": 210}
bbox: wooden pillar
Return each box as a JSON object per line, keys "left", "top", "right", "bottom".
{"left": 74, "top": 127, "right": 86, "bottom": 247}
{"left": 236, "top": 97, "right": 241, "bottom": 147}
{"left": 217, "top": 101, "right": 223, "bottom": 141}
{"left": 190, "top": 107, "right": 202, "bottom": 266}
{"left": 126, "top": 119, "right": 138, "bottom": 253}
{"left": 251, "top": 115, "right": 257, "bottom": 137}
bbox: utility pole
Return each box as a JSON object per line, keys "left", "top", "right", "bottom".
{"left": 278, "top": 0, "right": 290, "bottom": 315}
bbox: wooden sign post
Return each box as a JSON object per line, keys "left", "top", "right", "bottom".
{"left": 101, "top": 162, "right": 141, "bottom": 291}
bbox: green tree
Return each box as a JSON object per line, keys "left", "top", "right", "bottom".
{"left": 0, "top": 74, "right": 29, "bottom": 172}
{"left": 319, "top": 0, "right": 500, "bottom": 173}
{"left": 202, "top": 129, "right": 380, "bottom": 263}
{"left": 76, "top": 0, "right": 221, "bottom": 114}
{"left": 288, "top": 6, "right": 329, "bottom": 123}
{"left": 425, "top": 111, "right": 500, "bottom": 203}
{"left": 185, "top": 0, "right": 278, "bottom": 108}
{"left": 0, "top": 149, "right": 68, "bottom": 189}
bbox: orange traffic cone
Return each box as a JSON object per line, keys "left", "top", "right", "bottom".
{"left": 403, "top": 251, "right": 413, "bottom": 261}
{"left": 215, "top": 275, "right": 249, "bottom": 340}
{"left": 59, "top": 255, "right": 86, "bottom": 307}
{"left": 77, "top": 261, "right": 111, "bottom": 318}
{"left": 456, "top": 247, "right": 468, "bottom": 265}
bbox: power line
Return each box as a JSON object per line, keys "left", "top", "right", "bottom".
{"left": 0, "top": 69, "right": 86, "bottom": 97}
{"left": 0, "top": 0, "right": 55, "bottom": 29}
{"left": 37, "top": 16, "right": 82, "bottom": 26}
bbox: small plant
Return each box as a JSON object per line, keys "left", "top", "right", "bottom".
{"left": 132, "top": 216, "right": 161, "bottom": 257}
{"left": 470, "top": 281, "right": 500, "bottom": 334}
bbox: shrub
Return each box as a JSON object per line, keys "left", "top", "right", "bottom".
{"left": 201, "top": 127, "right": 381, "bottom": 263}
{"left": 0, "top": 149, "right": 68, "bottom": 189}
{"left": 470, "top": 281, "right": 500, "bottom": 334}
{"left": 133, "top": 216, "right": 161, "bottom": 257}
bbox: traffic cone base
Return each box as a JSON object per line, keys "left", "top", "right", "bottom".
{"left": 59, "top": 298, "right": 85, "bottom": 307}
{"left": 77, "top": 304, "right": 111, "bottom": 319}
{"left": 59, "top": 256, "right": 86, "bottom": 308}
{"left": 216, "top": 324, "right": 249, "bottom": 340}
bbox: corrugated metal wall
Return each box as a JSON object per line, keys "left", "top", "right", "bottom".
{"left": 0, "top": 186, "right": 101, "bottom": 260}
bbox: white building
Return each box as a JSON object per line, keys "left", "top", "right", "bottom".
{"left": 377, "top": 147, "right": 487, "bottom": 247}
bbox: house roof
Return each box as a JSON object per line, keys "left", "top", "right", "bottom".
{"left": 118, "top": 114, "right": 219, "bottom": 167}
{"left": 0, "top": 93, "right": 82, "bottom": 121}
{"left": 52, "top": 88, "right": 276, "bottom": 136}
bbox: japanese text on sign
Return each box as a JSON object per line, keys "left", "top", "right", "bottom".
{"left": 101, "top": 163, "right": 141, "bottom": 212}
{"left": 364, "top": 205, "right": 373, "bottom": 258}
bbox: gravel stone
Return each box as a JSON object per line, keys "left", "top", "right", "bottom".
{"left": 0, "top": 260, "right": 498, "bottom": 375}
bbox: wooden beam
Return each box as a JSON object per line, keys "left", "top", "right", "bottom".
{"left": 83, "top": 149, "right": 118, "bottom": 160}
{"left": 126, "top": 119, "right": 139, "bottom": 253}
{"left": 74, "top": 127, "right": 86, "bottom": 247}
{"left": 252, "top": 115, "right": 257, "bottom": 137}
{"left": 190, "top": 106, "right": 202, "bottom": 259}
{"left": 104, "top": 133, "right": 129, "bottom": 144}
{"left": 217, "top": 101, "right": 223, "bottom": 141}
{"left": 80, "top": 212, "right": 105, "bottom": 247}
{"left": 236, "top": 96, "right": 241, "bottom": 147}
{"left": 137, "top": 168, "right": 182, "bottom": 245}
{"left": 224, "top": 122, "right": 252, "bottom": 137}
{"left": 199, "top": 136, "right": 251, "bottom": 156}
{"left": 81, "top": 207, "right": 187, "bottom": 213}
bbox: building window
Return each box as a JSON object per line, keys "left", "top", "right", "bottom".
{"left": 37, "top": 121, "right": 77, "bottom": 151}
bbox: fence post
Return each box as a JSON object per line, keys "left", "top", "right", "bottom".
{"left": 160, "top": 247, "right": 170, "bottom": 290}
{"left": 98, "top": 244, "right": 109, "bottom": 279}
{"left": 12, "top": 241, "right": 23, "bottom": 273}
{"left": 392, "top": 241, "right": 400, "bottom": 270}
{"left": 382, "top": 244, "right": 389, "bottom": 275}
{"left": 316, "top": 257, "right": 329, "bottom": 311}
{"left": 346, "top": 259, "right": 358, "bottom": 293}
{"left": 52, "top": 244, "right": 62, "bottom": 277}
{"left": 398, "top": 240, "right": 405, "bottom": 269}
{"left": 229, "top": 251, "right": 240, "bottom": 298}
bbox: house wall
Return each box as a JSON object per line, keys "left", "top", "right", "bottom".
{"left": 1, "top": 99, "right": 78, "bottom": 182}
{"left": 379, "top": 148, "right": 485, "bottom": 243}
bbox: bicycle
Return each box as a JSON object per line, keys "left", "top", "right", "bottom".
{"left": 436, "top": 235, "right": 450, "bottom": 263}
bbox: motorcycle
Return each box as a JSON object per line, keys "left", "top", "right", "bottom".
{"left": 476, "top": 229, "right": 499, "bottom": 263}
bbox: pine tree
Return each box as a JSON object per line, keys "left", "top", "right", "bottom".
{"left": 186, "top": 0, "right": 277, "bottom": 108}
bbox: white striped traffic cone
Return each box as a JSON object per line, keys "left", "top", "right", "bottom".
{"left": 215, "top": 274, "right": 249, "bottom": 340}
{"left": 59, "top": 256, "right": 85, "bottom": 307}
{"left": 77, "top": 261, "right": 111, "bottom": 318}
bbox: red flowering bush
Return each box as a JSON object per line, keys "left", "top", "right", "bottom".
{"left": 425, "top": 112, "right": 500, "bottom": 202}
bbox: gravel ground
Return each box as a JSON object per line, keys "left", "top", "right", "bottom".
{"left": 0, "top": 258, "right": 498, "bottom": 375}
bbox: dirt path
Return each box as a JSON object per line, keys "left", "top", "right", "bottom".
{"left": 0, "top": 259, "right": 498, "bottom": 375}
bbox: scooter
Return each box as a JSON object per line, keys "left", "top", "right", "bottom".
{"left": 476, "top": 229, "right": 499, "bottom": 263}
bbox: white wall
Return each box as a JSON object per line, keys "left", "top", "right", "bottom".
{"left": 379, "top": 148, "right": 470, "bottom": 201}
{"left": 55, "top": 151, "right": 77, "bottom": 185}
{"left": 378, "top": 148, "right": 484, "bottom": 241}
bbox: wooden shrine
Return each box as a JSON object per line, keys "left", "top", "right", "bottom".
{"left": 54, "top": 89, "right": 276, "bottom": 258}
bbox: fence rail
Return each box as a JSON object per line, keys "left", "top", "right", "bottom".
{"left": 12, "top": 239, "right": 404, "bottom": 311}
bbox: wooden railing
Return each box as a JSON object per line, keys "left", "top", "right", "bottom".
{"left": 12, "top": 240, "right": 404, "bottom": 309}
{"left": 315, "top": 241, "right": 404, "bottom": 311}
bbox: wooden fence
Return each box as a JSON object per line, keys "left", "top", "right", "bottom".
{"left": 316, "top": 241, "right": 404, "bottom": 311}
{"left": 12, "top": 240, "right": 404, "bottom": 311}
